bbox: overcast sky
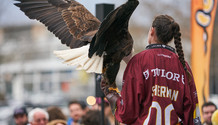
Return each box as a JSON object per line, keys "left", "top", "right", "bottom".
{"left": 0, "top": 0, "right": 126, "bottom": 28}
{"left": 0, "top": 0, "right": 190, "bottom": 28}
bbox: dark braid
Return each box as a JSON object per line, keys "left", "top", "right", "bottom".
{"left": 172, "top": 22, "right": 192, "bottom": 82}
{"left": 152, "top": 15, "right": 192, "bottom": 82}
{"left": 172, "top": 24, "right": 186, "bottom": 68}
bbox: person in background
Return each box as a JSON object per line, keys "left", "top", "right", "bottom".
{"left": 67, "top": 100, "right": 83, "bottom": 125}
{"left": 202, "top": 101, "right": 217, "bottom": 125}
{"left": 90, "top": 97, "right": 114, "bottom": 125}
{"left": 47, "top": 106, "right": 67, "bottom": 125}
{"left": 28, "top": 108, "right": 48, "bottom": 125}
{"left": 81, "top": 110, "right": 108, "bottom": 125}
{"left": 13, "top": 106, "right": 28, "bottom": 125}
{"left": 79, "top": 101, "right": 89, "bottom": 116}
{"left": 104, "top": 101, "right": 116, "bottom": 125}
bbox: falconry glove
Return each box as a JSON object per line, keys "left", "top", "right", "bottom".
{"left": 101, "top": 77, "right": 120, "bottom": 115}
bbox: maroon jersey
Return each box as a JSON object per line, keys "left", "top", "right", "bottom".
{"left": 115, "top": 44, "right": 199, "bottom": 125}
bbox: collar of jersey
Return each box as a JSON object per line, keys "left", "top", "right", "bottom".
{"left": 146, "top": 44, "right": 176, "bottom": 53}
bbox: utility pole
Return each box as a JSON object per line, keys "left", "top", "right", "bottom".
{"left": 95, "top": 3, "right": 115, "bottom": 125}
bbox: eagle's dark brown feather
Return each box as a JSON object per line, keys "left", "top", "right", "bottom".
{"left": 89, "top": 0, "right": 139, "bottom": 58}
{"left": 88, "top": 0, "right": 139, "bottom": 86}
{"left": 14, "top": 0, "right": 101, "bottom": 48}
{"left": 62, "top": 7, "right": 100, "bottom": 40}
{"left": 14, "top": 0, "right": 139, "bottom": 87}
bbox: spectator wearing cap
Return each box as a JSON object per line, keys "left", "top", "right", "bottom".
{"left": 28, "top": 108, "right": 49, "bottom": 125}
{"left": 13, "top": 106, "right": 28, "bottom": 125}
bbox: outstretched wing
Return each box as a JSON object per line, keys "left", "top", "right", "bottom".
{"left": 14, "top": 0, "right": 101, "bottom": 49}
{"left": 88, "top": 0, "right": 139, "bottom": 58}
{"left": 88, "top": 0, "right": 139, "bottom": 86}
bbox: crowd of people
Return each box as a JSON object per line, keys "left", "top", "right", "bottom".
{"left": 13, "top": 99, "right": 218, "bottom": 125}
{"left": 13, "top": 99, "right": 117, "bottom": 125}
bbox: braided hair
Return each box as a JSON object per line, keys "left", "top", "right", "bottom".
{"left": 152, "top": 15, "right": 192, "bottom": 82}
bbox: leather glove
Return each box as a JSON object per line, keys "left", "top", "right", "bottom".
{"left": 101, "top": 77, "right": 120, "bottom": 115}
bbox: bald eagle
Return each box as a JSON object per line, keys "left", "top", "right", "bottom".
{"left": 14, "top": 0, "right": 139, "bottom": 88}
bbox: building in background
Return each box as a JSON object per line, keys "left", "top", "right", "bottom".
{"left": 0, "top": 24, "right": 95, "bottom": 104}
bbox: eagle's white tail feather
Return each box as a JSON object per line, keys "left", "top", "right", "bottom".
{"left": 54, "top": 44, "right": 103, "bottom": 74}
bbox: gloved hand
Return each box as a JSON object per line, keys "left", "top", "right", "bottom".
{"left": 101, "top": 77, "right": 120, "bottom": 115}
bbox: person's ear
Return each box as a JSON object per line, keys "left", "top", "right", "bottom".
{"left": 150, "top": 27, "right": 155, "bottom": 36}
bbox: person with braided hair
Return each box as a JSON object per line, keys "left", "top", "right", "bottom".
{"left": 101, "top": 15, "right": 201, "bottom": 125}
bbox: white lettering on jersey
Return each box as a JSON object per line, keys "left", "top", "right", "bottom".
{"left": 182, "top": 74, "right": 185, "bottom": 84}
{"left": 143, "top": 68, "right": 185, "bottom": 84}
{"left": 151, "top": 68, "right": 160, "bottom": 77}
{"left": 157, "top": 54, "right": 171, "bottom": 58}
{"left": 161, "top": 69, "right": 166, "bottom": 77}
{"left": 143, "top": 69, "right": 149, "bottom": 80}
{"left": 143, "top": 102, "right": 177, "bottom": 125}
{"left": 166, "top": 71, "right": 173, "bottom": 80}
{"left": 173, "top": 73, "right": 180, "bottom": 82}
{"left": 152, "top": 85, "right": 179, "bottom": 101}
